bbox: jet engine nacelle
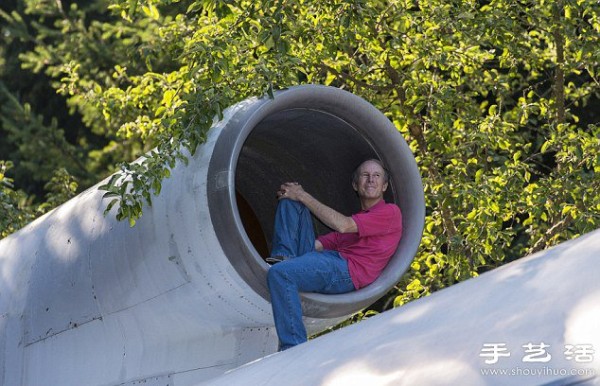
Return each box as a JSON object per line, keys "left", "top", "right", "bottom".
{"left": 0, "top": 85, "right": 424, "bottom": 385}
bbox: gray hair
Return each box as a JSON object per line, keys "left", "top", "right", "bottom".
{"left": 352, "top": 159, "right": 390, "bottom": 185}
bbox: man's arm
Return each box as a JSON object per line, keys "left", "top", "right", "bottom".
{"left": 278, "top": 182, "right": 357, "bottom": 234}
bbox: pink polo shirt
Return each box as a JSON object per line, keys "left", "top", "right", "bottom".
{"left": 317, "top": 200, "right": 403, "bottom": 289}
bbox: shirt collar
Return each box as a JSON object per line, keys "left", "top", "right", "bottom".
{"left": 361, "top": 199, "right": 386, "bottom": 213}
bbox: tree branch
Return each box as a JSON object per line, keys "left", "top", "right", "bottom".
{"left": 530, "top": 213, "right": 573, "bottom": 254}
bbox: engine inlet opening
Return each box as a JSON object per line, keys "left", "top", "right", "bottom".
{"left": 235, "top": 108, "right": 388, "bottom": 260}
{"left": 208, "top": 85, "right": 424, "bottom": 318}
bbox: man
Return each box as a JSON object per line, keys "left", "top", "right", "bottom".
{"left": 266, "top": 159, "right": 403, "bottom": 351}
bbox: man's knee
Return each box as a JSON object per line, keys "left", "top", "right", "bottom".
{"left": 278, "top": 198, "right": 298, "bottom": 208}
{"left": 278, "top": 198, "right": 308, "bottom": 213}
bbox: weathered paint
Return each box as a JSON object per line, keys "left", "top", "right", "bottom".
{"left": 203, "top": 229, "right": 600, "bottom": 386}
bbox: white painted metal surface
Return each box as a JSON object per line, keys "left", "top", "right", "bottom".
{"left": 203, "top": 229, "right": 600, "bottom": 386}
{"left": 0, "top": 122, "right": 279, "bottom": 386}
{"left": 0, "top": 85, "right": 424, "bottom": 385}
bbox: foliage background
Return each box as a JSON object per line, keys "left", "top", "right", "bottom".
{"left": 1, "top": 0, "right": 599, "bottom": 318}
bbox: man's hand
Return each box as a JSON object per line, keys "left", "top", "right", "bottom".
{"left": 315, "top": 239, "right": 324, "bottom": 251}
{"left": 276, "top": 182, "right": 357, "bottom": 234}
{"left": 277, "top": 182, "right": 303, "bottom": 201}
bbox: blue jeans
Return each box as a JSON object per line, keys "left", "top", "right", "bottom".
{"left": 267, "top": 199, "right": 355, "bottom": 351}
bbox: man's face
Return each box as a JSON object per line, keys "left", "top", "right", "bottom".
{"left": 352, "top": 161, "right": 388, "bottom": 201}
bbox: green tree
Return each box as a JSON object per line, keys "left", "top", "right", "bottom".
{"left": 0, "top": 0, "right": 184, "bottom": 199}
{"left": 0, "top": 160, "right": 77, "bottom": 238}
{"left": 0, "top": 160, "right": 32, "bottom": 238}
{"left": 0, "top": 0, "right": 189, "bottom": 230}
{"left": 1, "top": 0, "right": 599, "bottom": 316}
{"left": 84, "top": 0, "right": 600, "bottom": 304}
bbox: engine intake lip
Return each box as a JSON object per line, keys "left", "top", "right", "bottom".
{"left": 207, "top": 85, "right": 424, "bottom": 318}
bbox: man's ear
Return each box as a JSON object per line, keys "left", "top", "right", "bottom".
{"left": 352, "top": 181, "right": 358, "bottom": 192}
{"left": 382, "top": 182, "right": 388, "bottom": 192}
